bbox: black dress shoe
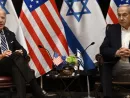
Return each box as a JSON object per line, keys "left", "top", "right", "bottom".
{"left": 44, "top": 92, "right": 57, "bottom": 97}
{"left": 124, "top": 95, "right": 130, "bottom": 98}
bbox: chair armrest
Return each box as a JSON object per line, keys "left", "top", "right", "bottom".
{"left": 95, "top": 54, "right": 104, "bottom": 65}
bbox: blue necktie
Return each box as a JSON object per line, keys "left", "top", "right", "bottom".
{"left": 1, "top": 31, "right": 8, "bottom": 53}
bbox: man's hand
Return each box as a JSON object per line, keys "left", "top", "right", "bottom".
{"left": 2, "top": 50, "right": 12, "bottom": 57}
{"left": 115, "top": 47, "right": 130, "bottom": 58}
{"left": 15, "top": 49, "right": 23, "bottom": 54}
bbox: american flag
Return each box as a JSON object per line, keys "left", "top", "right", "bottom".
{"left": 19, "top": 0, "right": 69, "bottom": 78}
{"left": 53, "top": 52, "right": 63, "bottom": 66}
{"left": 106, "top": 0, "right": 130, "bottom": 24}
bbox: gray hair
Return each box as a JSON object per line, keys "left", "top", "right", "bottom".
{"left": 118, "top": 4, "right": 130, "bottom": 13}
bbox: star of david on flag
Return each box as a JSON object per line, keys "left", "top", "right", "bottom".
{"left": 61, "top": 0, "right": 106, "bottom": 72}
{"left": 0, "top": 0, "right": 9, "bottom": 14}
{"left": 65, "top": 0, "right": 91, "bottom": 22}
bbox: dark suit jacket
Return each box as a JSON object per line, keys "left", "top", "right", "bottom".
{"left": 100, "top": 24, "right": 122, "bottom": 63}
{"left": 0, "top": 27, "right": 34, "bottom": 82}
{"left": 0, "top": 27, "right": 27, "bottom": 56}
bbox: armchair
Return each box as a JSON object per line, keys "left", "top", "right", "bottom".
{"left": 95, "top": 54, "right": 130, "bottom": 84}
{"left": 95, "top": 54, "right": 130, "bottom": 98}
{"left": 0, "top": 55, "right": 31, "bottom": 98}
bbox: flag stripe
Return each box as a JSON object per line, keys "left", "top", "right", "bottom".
{"left": 26, "top": 40, "right": 45, "bottom": 75}
{"left": 20, "top": 17, "right": 51, "bottom": 73}
{"left": 20, "top": 10, "right": 53, "bottom": 68}
{"left": 107, "top": 7, "right": 118, "bottom": 24}
{"left": 106, "top": 14, "right": 113, "bottom": 24}
{"left": 40, "top": 2, "right": 68, "bottom": 56}
{"left": 20, "top": 2, "right": 54, "bottom": 55}
{"left": 29, "top": 59, "right": 40, "bottom": 77}
{"left": 110, "top": 0, "right": 118, "bottom": 17}
{"left": 40, "top": 4, "right": 69, "bottom": 55}
{"left": 45, "top": 1, "right": 66, "bottom": 37}
{"left": 61, "top": 17, "right": 95, "bottom": 70}
{"left": 31, "top": 10, "right": 61, "bottom": 54}
{"left": 49, "top": 0, "right": 61, "bottom": 19}
{"left": 35, "top": 7, "right": 68, "bottom": 56}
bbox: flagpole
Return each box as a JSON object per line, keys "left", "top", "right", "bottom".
{"left": 40, "top": 76, "right": 47, "bottom": 94}
{"left": 83, "top": 75, "right": 95, "bottom": 98}
{"left": 76, "top": 49, "right": 95, "bottom": 98}
{"left": 40, "top": 75, "right": 57, "bottom": 97}
{"left": 87, "top": 75, "right": 91, "bottom": 98}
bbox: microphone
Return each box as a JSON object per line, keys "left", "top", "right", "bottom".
{"left": 38, "top": 45, "right": 52, "bottom": 60}
{"left": 38, "top": 45, "right": 60, "bottom": 75}
{"left": 81, "top": 42, "right": 95, "bottom": 56}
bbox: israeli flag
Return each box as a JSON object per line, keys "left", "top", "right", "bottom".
{"left": 61, "top": 0, "right": 106, "bottom": 71}
{"left": 76, "top": 48, "right": 84, "bottom": 70}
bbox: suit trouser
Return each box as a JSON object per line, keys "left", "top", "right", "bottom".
{"left": 0, "top": 53, "right": 44, "bottom": 98}
{"left": 101, "top": 63, "right": 113, "bottom": 98}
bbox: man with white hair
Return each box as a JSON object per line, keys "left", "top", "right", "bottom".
{"left": 0, "top": 8, "right": 45, "bottom": 98}
{"left": 100, "top": 4, "right": 130, "bottom": 98}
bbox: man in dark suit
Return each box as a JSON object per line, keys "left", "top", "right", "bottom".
{"left": 100, "top": 4, "right": 130, "bottom": 98}
{"left": 0, "top": 8, "right": 45, "bottom": 98}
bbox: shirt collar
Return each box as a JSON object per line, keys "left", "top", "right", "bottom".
{"left": 121, "top": 26, "right": 130, "bottom": 32}
{"left": 0, "top": 29, "right": 4, "bottom": 35}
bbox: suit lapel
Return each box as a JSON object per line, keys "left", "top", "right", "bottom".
{"left": 116, "top": 24, "right": 122, "bottom": 48}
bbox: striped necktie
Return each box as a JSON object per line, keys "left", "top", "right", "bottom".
{"left": 1, "top": 31, "right": 8, "bottom": 53}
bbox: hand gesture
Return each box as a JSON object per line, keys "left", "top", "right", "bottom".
{"left": 116, "top": 47, "right": 130, "bottom": 58}
{"left": 2, "top": 50, "right": 12, "bottom": 57}
{"left": 15, "top": 49, "right": 23, "bottom": 54}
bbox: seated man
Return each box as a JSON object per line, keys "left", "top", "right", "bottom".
{"left": 0, "top": 8, "right": 45, "bottom": 98}
{"left": 100, "top": 4, "right": 130, "bottom": 98}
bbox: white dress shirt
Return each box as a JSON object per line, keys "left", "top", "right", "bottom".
{"left": 119, "top": 27, "right": 130, "bottom": 63}
{"left": 112, "top": 27, "right": 130, "bottom": 77}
